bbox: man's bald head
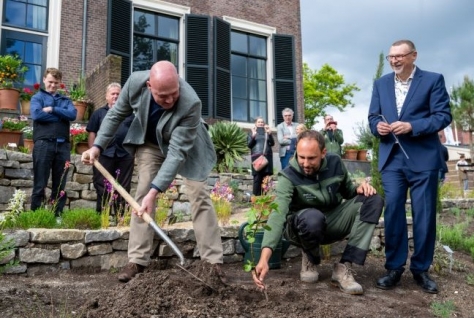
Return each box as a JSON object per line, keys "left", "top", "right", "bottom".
{"left": 147, "top": 61, "right": 180, "bottom": 109}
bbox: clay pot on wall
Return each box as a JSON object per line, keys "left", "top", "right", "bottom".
{"left": 0, "top": 88, "right": 20, "bottom": 110}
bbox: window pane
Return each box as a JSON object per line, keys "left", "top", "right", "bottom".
{"left": 249, "top": 35, "right": 266, "bottom": 57}
{"left": 6, "top": 39, "right": 24, "bottom": 57}
{"left": 231, "top": 32, "right": 247, "bottom": 53}
{"left": 232, "top": 98, "right": 248, "bottom": 122}
{"left": 24, "top": 64, "right": 42, "bottom": 86}
{"left": 24, "top": 42, "right": 42, "bottom": 64}
{"left": 249, "top": 79, "right": 266, "bottom": 101}
{"left": 28, "top": 5, "right": 46, "bottom": 30}
{"left": 158, "top": 15, "right": 179, "bottom": 40}
{"left": 30, "top": 0, "right": 47, "bottom": 6}
{"left": 133, "top": 35, "right": 153, "bottom": 71}
{"left": 4, "top": 1, "right": 26, "bottom": 26}
{"left": 232, "top": 76, "right": 247, "bottom": 99}
{"left": 157, "top": 41, "right": 178, "bottom": 67}
{"left": 248, "top": 58, "right": 266, "bottom": 80}
{"left": 250, "top": 100, "right": 267, "bottom": 122}
{"left": 134, "top": 11, "right": 155, "bottom": 35}
{"left": 231, "top": 55, "right": 246, "bottom": 77}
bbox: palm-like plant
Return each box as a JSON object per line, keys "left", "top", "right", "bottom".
{"left": 209, "top": 121, "right": 248, "bottom": 173}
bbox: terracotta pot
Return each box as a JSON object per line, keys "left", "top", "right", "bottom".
{"left": 343, "top": 149, "right": 358, "bottom": 160}
{"left": 0, "top": 130, "right": 22, "bottom": 147}
{"left": 23, "top": 138, "right": 34, "bottom": 153}
{"left": 0, "top": 88, "right": 20, "bottom": 110}
{"left": 357, "top": 149, "right": 368, "bottom": 161}
{"left": 75, "top": 141, "right": 89, "bottom": 154}
{"left": 73, "top": 101, "right": 87, "bottom": 121}
{"left": 20, "top": 100, "right": 31, "bottom": 115}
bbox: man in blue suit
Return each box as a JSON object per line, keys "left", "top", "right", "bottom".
{"left": 368, "top": 39, "right": 451, "bottom": 294}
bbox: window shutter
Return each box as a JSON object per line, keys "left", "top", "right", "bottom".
{"left": 186, "top": 14, "right": 211, "bottom": 117}
{"left": 213, "top": 17, "right": 231, "bottom": 120}
{"left": 273, "top": 34, "right": 296, "bottom": 125}
{"left": 107, "top": 0, "right": 132, "bottom": 86}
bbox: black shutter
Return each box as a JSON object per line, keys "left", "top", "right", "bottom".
{"left": 186, "top": 14, "right": 211, "bottom": 117}
{"left": 273, "top": 34, "right": 296, "bottom": 125}
{"left": 213, "top": 17, "right": 231, "bottom": 120}
{"left": 107, "top": 0, "right": 132, "bottom": 86}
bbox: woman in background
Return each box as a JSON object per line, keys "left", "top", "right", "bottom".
{"left": 248, "top": 117, "right": 275, "bottom": 195}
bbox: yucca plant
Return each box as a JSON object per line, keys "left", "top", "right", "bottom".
{"left": 209, "top": 121, "right": 248, "bottom": 173}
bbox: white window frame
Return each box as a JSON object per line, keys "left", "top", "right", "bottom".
{"left": 223, "top": 16, "right": 276, "bottom": 130}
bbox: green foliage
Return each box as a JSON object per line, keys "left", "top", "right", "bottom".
{"left": 13, "top": 209, "right": 57, "bottom": 229}
{"left": 0, "top": 54, "right": 28, "bottom": 89}
{"left": 430, "top": 300, "right": 456, "bottom": 318}
{"left": 437, "top": 223, "right": 468, "bottom": 250}
{"left": 68, "top": 76, "right": 88, "bottom": 102}
{"left": 209, "top": 121, "right": 248, "bottom": 173}
{"left": 451, "top": 76, "right": 474, "bottom": 158}
{"left": 61, "top": 209, "right": 101, "bottom": 229}
{"left": 0, "top": 232, "right": 17, "bottom": 274}
{"left": 440, "top": 183, "right": 462, "bottom": 200}
{"left": 353, "top": 121, "right": 374, "bottom": 149}
{"left": 0, "top": 189, "right": 27, "bottom": 230}
{"left": 1, "top": 116, "right": 29, "bottom": 131}
{"left": 302, "top": 63, "right": 360, "bottom": 128}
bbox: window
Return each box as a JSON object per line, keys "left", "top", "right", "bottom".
{"left": 231, "top": 31, "right": 267, "bottom": 122}
{"left": 133, "top": 9, "right": 179, "bottom": 71}
{"left": 3, "top": 0, "right": 48, "bottom": 31}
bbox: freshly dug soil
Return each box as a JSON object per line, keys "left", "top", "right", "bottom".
{"left": 1, "top": 252, "right": 474, "bottom": 318}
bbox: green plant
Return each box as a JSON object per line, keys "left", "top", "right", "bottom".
{"left": 0, "top": 189, "right": 27, "bottom": 230}
{"left": 466, "top": 274, "right": 474, "bottom": 286}
{"left": 14, "top": 209, "right": 57, "bottom": 229}
{"left": 61, "top": 209, "right": 101, "bottom": 229}
{"left": 0, "top": 54, "right": 28, "bottom": 89}
{"left": 0, "top": 115, "right": 29, "bottom": 131}
{"left": 430, "top": 300, "right": 456, "bottom": 318}
{"left": 0, "top": 232, "right": 17, "bottom": 274}
{"left": 68, "top": 76, "right": 88, "bottom": 102}
{"left": 211, "top": 181, "right": 234, "bottom": 226}
{"left": 209, "top": 121, "right": 248, "bottom": 173}
{"left": 20, "top": 83, "right": 40, "bottom": 101}
{"left": 21, "top": 126, "right": 33, "bottom": 139}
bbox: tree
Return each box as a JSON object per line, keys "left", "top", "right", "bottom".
{"left": 370, "top": 52, "right": 385, "bottom": 197}
{"left": 451, "top": 76, "right": 474, "bottom": 159}
{"left": 303, "top": 63, "right": 360, "bottom": 128}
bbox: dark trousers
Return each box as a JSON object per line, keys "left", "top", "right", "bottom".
{"left": 382, "top": 147, "right": 439, "bottom": 274}
{"left": 92, "top": 154, "right": 134, "bottom": 215}
{"left": 252, "top": 171, "right": 271, "bottom": 195}
{"left": 31, "top": 140, "right": 71, "bottom": 215}
{"left": 280, "top": 150, "right": 294, "bottom": 170}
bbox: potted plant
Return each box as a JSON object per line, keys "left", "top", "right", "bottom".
{"left": 21, "top": 126, "right": 34, "bottom": 153}
{"left": 0, "top": 54, "right": 28, "bottom": 110}
{"left": 342, "top": 143, "right": 359, "bottom": 160}
{"left": 68, "top": 77, "right": 89, "bottom": 121}
{"left": 19, "top": 83, "right": 40, "bottom": 115}
{"left": 0, "top": 116, "right": 29, "bottom": 148}
{"left": 356, "top": 143, "right": 369, "bottom": 161}
{"left": 70, "top": 123, "right": 88, "bottom": 154}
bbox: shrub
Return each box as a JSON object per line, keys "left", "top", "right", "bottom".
{"left": 209, "top": 121, "right": 248, "bottom": 173}
{"left": 0, "top": 232, "right": 17, "bottom": 274}
{"left": 13, "top": 209, "right": 57, "bottom": 229}
{"left": 61, "top": 209, "right": 101, "bottom": 229}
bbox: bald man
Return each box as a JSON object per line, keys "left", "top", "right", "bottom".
{"left": 81, "top": 61, "right": 226, "bottom": 283}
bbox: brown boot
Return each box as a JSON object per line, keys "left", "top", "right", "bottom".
{"left": 211, "top": 263, "right": 228, "bottom": 285}
{"left": 118, "top": 263, "right": 145, "bottom": 282}
{"left": 331, "top": 262, "right": 363, "bottom": 295}
{"left": 300, "top": 251, "right": 319, "bottom": 283}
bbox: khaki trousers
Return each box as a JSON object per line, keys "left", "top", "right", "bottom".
{"left": 128, "top": 142, "right": 223, "bottom": 266}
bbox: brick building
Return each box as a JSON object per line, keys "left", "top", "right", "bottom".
{"left": 0, "top": 0, "right": 303, "bottom": 127}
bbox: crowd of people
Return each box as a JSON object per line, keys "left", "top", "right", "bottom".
{"left": 28, "top": 37, "right": 456, "bottom": 296}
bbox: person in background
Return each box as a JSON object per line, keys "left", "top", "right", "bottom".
{"left": 288, "top": 123, "right": 308, "bottom": 161}
{"left": 368, "top": 39, "right": 452, "bottom": 294}
{"left": 81, "top": 61, "right": 226, "bottom": 284}
{"left": 277, "top": 108, "right": 298, "bottom": 169}
{"left": 248, "top": 117, "right": 274, "bottom": 195}
{"left": 30, "top": 68, "right": 77, "bottom": 216}
{"left": 320, "top": 114, "right": 344, "bottom": 156}
{"left": 86, "top": 83, "right": 134, "bottom": 215}
{"left": 252, "top": 130, "right": 384, "bottom": 295}
{"left": 456, "top": 153, "right": 469, "bottom": 191}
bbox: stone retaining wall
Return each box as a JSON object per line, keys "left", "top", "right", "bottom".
{"left": 2, "top": 199, "right": 472, "bottom": 275}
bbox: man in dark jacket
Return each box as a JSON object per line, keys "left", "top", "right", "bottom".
{"left": 252, "top": 130, "right": 384, "bottom": 295}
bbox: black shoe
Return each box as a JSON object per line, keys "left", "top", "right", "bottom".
{"left": 376, "top": 270, "right": 403, "bottom": 290}
{"left": 413, "top": 272, "right": 438, "bottom": 294}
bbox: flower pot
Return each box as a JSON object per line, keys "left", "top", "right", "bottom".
{"left": 238, "top": 221, "right": 290, "bottom": 269}
{"left": 343, "top": 149, "right": 358, "bottom": 160}
{"left": 0, "top": 88, "right": 20, "bottom": 110}
{"left": 23, "top": 138, "right": 34, "bottom": 153}
{"left": 357, "top": 149, "right": 368, "bottom": 161}
{"left": 20, "top": 100, "right": 31, "bottom": 115}
{"left": 73, "top": 101, "right": 87, "bottom": 121}
{"left": 75, "top": 142, "right": 89, "bottom": 155}
{"left": 0, "top": 130, "right": 22, "bottom": 147}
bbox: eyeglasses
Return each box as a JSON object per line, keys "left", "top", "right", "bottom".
{"left": 385, "top": 51, "right": 414, "bottom": 61}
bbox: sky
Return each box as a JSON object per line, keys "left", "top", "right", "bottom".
{"left": 300, "top": 0, "right": 474, "bottom": 143}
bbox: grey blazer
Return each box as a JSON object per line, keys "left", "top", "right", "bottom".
{"left": 276, "top": 121, "right": 298, "bottom": 157}
{"left": 94, "top": 71, "right": 216, "bottom": 191}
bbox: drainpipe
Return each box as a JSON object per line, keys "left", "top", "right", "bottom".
{"left": 81, "top": 0, "right": 88, "bottom": 78}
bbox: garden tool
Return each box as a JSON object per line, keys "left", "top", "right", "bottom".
{"left": 93, "top": 160, "right": 185, "bottom": 266}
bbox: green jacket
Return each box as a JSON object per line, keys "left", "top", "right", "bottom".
{"left": 320, "top": 129, "right": 344, "bottom": 156}
{"left": 261, "top": 153, "right": 357, "bottom": 250}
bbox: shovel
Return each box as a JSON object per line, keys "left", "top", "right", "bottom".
{"left": 93, "top": 160, "right": 185, "bottom": 266}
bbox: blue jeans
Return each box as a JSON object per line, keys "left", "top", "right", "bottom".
{"left": 31, "top": 139, "right": 71, "bottom": 215}
{"left": 280, "top": 150, "right": 294, "bottom": 169}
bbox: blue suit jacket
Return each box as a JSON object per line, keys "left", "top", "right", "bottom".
{"left": 368, "top": 67, "right": 452, "bottom": 172}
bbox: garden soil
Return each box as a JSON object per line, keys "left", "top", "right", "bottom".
{"left": 2, "top": 212, "right": 474, "bottom": 317}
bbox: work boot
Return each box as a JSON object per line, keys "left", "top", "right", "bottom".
{"left": 331, "top": 262, "right": 363, "bottom": 295}
{"left": 117, "top": 262, "right": 145, "bottom": 282}
{"left": 211, "top": 263, "right": 228, "bottom": 285}
{"left": 300, "top": 251, "right": 319, "bottom": 283}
